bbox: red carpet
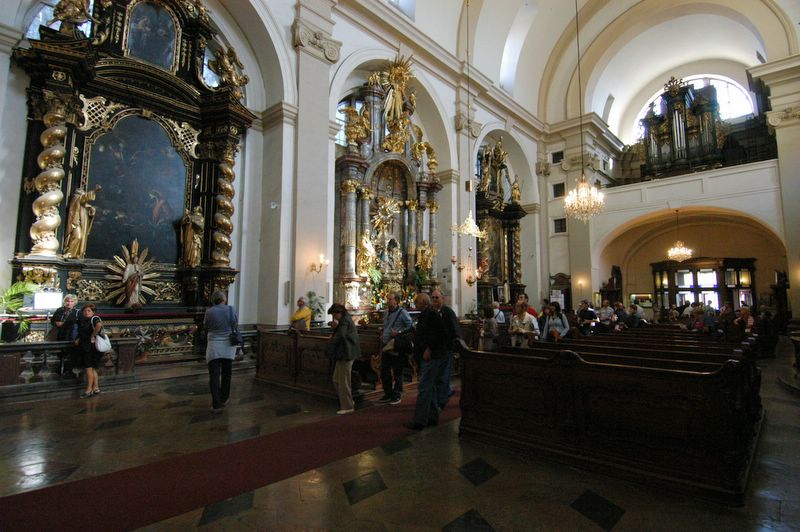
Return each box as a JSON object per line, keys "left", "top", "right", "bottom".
{"left": 0, "top": 391, "right": 460, "bottom": 531}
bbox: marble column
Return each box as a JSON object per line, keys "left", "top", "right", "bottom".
{"left": 406, "top": 200, "right": 418, "bottom": 276}
{"left": 358, "top": 186, "right": 373, "bottom": 244}
{"left": 341, "top": 178, "right": 359, "bottom": 277}
{"left": 428, "top": 200, "right": 439, "bottom": 279}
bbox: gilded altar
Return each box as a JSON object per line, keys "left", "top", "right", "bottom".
{"left": 334, "top": 57, "right": 442, "bottom": 310}
{"left": 9, "top": 0, "right": 254, "bottom": 359}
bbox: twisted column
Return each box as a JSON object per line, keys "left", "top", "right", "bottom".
{"left": 29, "top": 94, "right": 68, "bottom": 257}
{"left": 212, "top": 144, "right": 237, "bottom": 266}
{"left": 428, "top": 199, "right": 438, "bottom": 279}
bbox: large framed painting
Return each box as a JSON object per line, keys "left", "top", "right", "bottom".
{"left": 83, "top": 115, "right": 188, "bottom": 263}
{"left": 125, "top": 1, "right": 179, "bottom": 72}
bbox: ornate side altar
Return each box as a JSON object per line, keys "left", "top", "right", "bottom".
{"left": 9, "top": 0, "right": 255, "bottom": 361}
{"left": 474, "top": 138, "right": 527, "bottom": 305}
{"left": 334, "top": 57, "right": 442, "bottom": 310}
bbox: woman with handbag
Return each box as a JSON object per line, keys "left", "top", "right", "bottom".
{"left": 75, "top": 304, "right": 104, "bottom": 398}
{"left": 204, "top": 290, "right": 238, "bottom": 413}
{"left": 327, "top": 303, "right": 361, "bottom": 414}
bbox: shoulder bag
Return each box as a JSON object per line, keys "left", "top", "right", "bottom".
{"left": 93, "top": 317, "right": 111, "bottom": 353}
{"left": 228, "top": 306, "right": 243, "bottom": 346}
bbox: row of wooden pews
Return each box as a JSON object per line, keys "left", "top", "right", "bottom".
{"left": 457, "top": 325, "right": 763, "bottom": 506}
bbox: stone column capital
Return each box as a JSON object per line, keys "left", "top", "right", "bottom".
{"left": 767, "top": 106, "right": 800, "bottom": 128}
{"left": 340, "top": 178, "right": 359, "bottom": 194}
{"left": 292, "top": 19, "right": 341, "bottom": 64}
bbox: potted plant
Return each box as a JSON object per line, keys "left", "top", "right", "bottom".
{"left": 0, "top": 281, "right": 38, "bottom": 342}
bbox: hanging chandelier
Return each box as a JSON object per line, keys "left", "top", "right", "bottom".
{"left": 563, "top": 0, "right": 604, "bottom": 222}
{"left": 667, "top": 209, "right": 693, "bottom": 262}
{"left": 451, "top": 209, "right": 487, "bottom": 239}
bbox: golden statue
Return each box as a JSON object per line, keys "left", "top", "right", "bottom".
{"left": 477, "top": 145, "right": 492, "bottom": 192}
{"left": 63, "top": 185, "right": 101, "bottom": 259}
{"left": 509, "top": 174, "right": 521, "bottom": 203}
{"left": 48, "top": 0, "right": 98, "bottom": 33}
{"left": 356, "top": 232, "right": 377, "bottom": 276}
{"left": 377, "top": 56, "right": 415, "bottom": 153}
{"left": 491, "top": 136, "right": 509, "bottom": 197}
{"left": 415, "top": 240, "right": 434, "bottom": 274}
{"left": 209, "top": 45, "right": 249, "bottom": 100}
{"left": 105, "top": 240, "right": 159, "bottom": 309}
{"left": 411, "top": 125, "right": 438, "bottom": 173}
{"left": 341, "top": 104, "right": 371, "bottom": 147}
{"left": 180, "top": 206, "right": 204, "bottom": 268}
{"left": 372, "top": 196, "right": 401, "bottom": 242}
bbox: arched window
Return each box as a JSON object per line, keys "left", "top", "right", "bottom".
{"left": 634, "top": 75, "right": 754, "bottom": 139}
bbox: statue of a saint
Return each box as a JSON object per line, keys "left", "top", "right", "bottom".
{"left": 356, "top": 232, "right": 377, "bottom": 276}
{"left": 477, "top": 145, "right": 492, "bottom": 193}
{"left": 180, "top": 206, "right": 204, "bottom": 268}
{"left": 509, "top": 174, "right": 521, "bottom": 203}
{"left": 491, "top": 136, "right": 509, "bottom": 196}
{"left": 63, "top": 185, "right": 102, "bottom": 259}
{"left": 415, "top": 240, "right": 433, "bottom": 274}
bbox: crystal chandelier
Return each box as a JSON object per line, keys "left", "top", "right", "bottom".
{"left": 667, "top": 209, "right": 693, "bottom": 262}
{"left": 451, "top": 210, "right": 487, "bottom": 239}
{"left": 563, "top": 0, "right": 604, "bottom": 222}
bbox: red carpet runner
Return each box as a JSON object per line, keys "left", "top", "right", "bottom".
{"left": 0, "top": 392, "right": 460, "bottom": 531}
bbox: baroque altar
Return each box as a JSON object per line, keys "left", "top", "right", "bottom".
{"left": 334, "top": 57, "right": 442, "bottom": 310}
{"left": 9, "top": 0, "right": 254, "bottom": 360}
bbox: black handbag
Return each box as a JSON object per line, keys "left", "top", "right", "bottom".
{"left": 228, "top": 306, "right": 243, "bottom": 346}
{"left": 394, "top": 330, "right": 414, "bottom": 352}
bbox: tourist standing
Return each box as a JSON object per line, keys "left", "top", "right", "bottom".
{"left": 327, "top": 303, "right": 361, "bottom": 414}
{"left": 431, "top": 289, "right": 460, "bottom": 410}
{"left": 75, "top": 304, "right": 103, "bottom": 398}
{"left": 404, "top": 293, "right": 446, "bottom": 430}
{"left": 204, "top": 290, "right": 238, "bottom": 413}
{"left": 379, "top": 292, "right": 413, "bottom": 405}
{"left": 50, "top": 293, "right": 79, "bottom": 374}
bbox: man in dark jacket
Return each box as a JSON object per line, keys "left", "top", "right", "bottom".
{"left": 404, "top": 292, "right": 446, "bottom": 430}
{"left": 431, "top": 289, "right": 460, "bottom": 409}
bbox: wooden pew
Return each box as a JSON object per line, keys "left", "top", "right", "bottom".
{"left": 457, "top": 339, "right": 763, "bottom": 506}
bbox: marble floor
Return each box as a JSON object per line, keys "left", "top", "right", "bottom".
{"left": 1, "top": 340, "right": 799, "bottom": 531}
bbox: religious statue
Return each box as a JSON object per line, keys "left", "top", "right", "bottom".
{"left": 340, "top": 104, "right": 371, "bottom": 148}
{"left": 356, "top": 232, "right": 377, "bottom": 276}
{"left": 477, "top": 145, "right": 492, "bottom": 192}
{"left": 180, "top": 206, "right": 204, "bottom": 268}
{"left": 490, "top": 136, "right": 509, "bottom": 197}
{"left": 209, "top": 45, "right": 250, "bottom": 100}
{"left": 48, "top": 0, "right": 98, "bottom": 33}
{"left": 388, "top": 243, "right": 404, "bottom": 277}
{"left": 106, "top": 239, "right": 158, "bottom": 308}
{"left": 63, "top": 185, "right": 102, "bottom": 259}
{"left": 415, "top": 240, "right": 433, "bottom": 274}
{"left": 377, "top": 56, "right": 415, "bottom": 153}
{"left": 372, "top": 196, "right": 401, "bottom": 243}
{"left": 509, "top": 174, "right": 521, "bottom": 203}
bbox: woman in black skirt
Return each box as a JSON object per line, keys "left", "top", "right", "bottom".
{"left": 74, "top": 304, "right": 104, "bottom": 398}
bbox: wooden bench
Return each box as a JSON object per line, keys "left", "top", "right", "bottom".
{"left": 457, "top": 339, "right": 763, "bottom": 506}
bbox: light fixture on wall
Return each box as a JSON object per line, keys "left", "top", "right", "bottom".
{"left": 309, "top": 254, "right": 330, "bottom": 274}
{"left": 667, "top": 210, "right": 693, "bottom": 262}
{"left": 563, "top": 0, "right": 604, "bottom": 222}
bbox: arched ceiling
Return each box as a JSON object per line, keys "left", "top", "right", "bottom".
{"left": 411, "top": 0, "right": 799, "bottom": 140}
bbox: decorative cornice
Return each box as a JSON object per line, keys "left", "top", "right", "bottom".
{"left": 292, "top": 19, "right": 341, "bottom": 64}
{"left": 521, "top": 202, "right": 540, "bottom": 215}
{"left": 262, "top": 101, "right": 299, "bottom": 130}
{"left": 436, "top": 169, "right": 459, "bottom": 185}
{"left": 0, "top": 22, "right": 20, "bottom": 56}
{"left": 767, "top": 106, "right": 800, "bottom": 128}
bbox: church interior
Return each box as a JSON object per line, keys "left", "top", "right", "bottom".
{"left": 0, "top": 0, "right": 799, "bottom": 529}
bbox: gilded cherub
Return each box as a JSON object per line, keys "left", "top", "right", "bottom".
{"left": 209, "top": 46, "right": 250, "bottom": 100}
{"left": 48, "top": 0, "right": 99, "bottom": 32}
{"left": 356, "top": 232, "right": 377, "bottom": 276}
{"left": 341, "top": 104, "right": 371, "bottom": 147}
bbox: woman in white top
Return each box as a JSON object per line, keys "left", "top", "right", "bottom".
{"left": 508, "top": 302, "right": 539, "bottom": 347}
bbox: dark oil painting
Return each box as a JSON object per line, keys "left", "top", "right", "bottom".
{"left": 85, "top": 115, "right": 186, "bottom": 263}
{"left": 127, "top": 1, "right": 176, "bottom": 70}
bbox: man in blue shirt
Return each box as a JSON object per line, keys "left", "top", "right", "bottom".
{"left": 379, "top": 291, "right": 413, "bottom": 405}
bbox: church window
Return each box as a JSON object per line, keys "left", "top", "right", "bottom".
{"left": 551, "top": 151, "right": 564, "bottom": 164}
{"left": 553, "top": 218, "right": 567, "bottom": 234}
{"left": 552, "top": 182, "right": 565, "bottom": 198}
{"left": 201, "top": 45, "right": 221, "bottom": 88}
